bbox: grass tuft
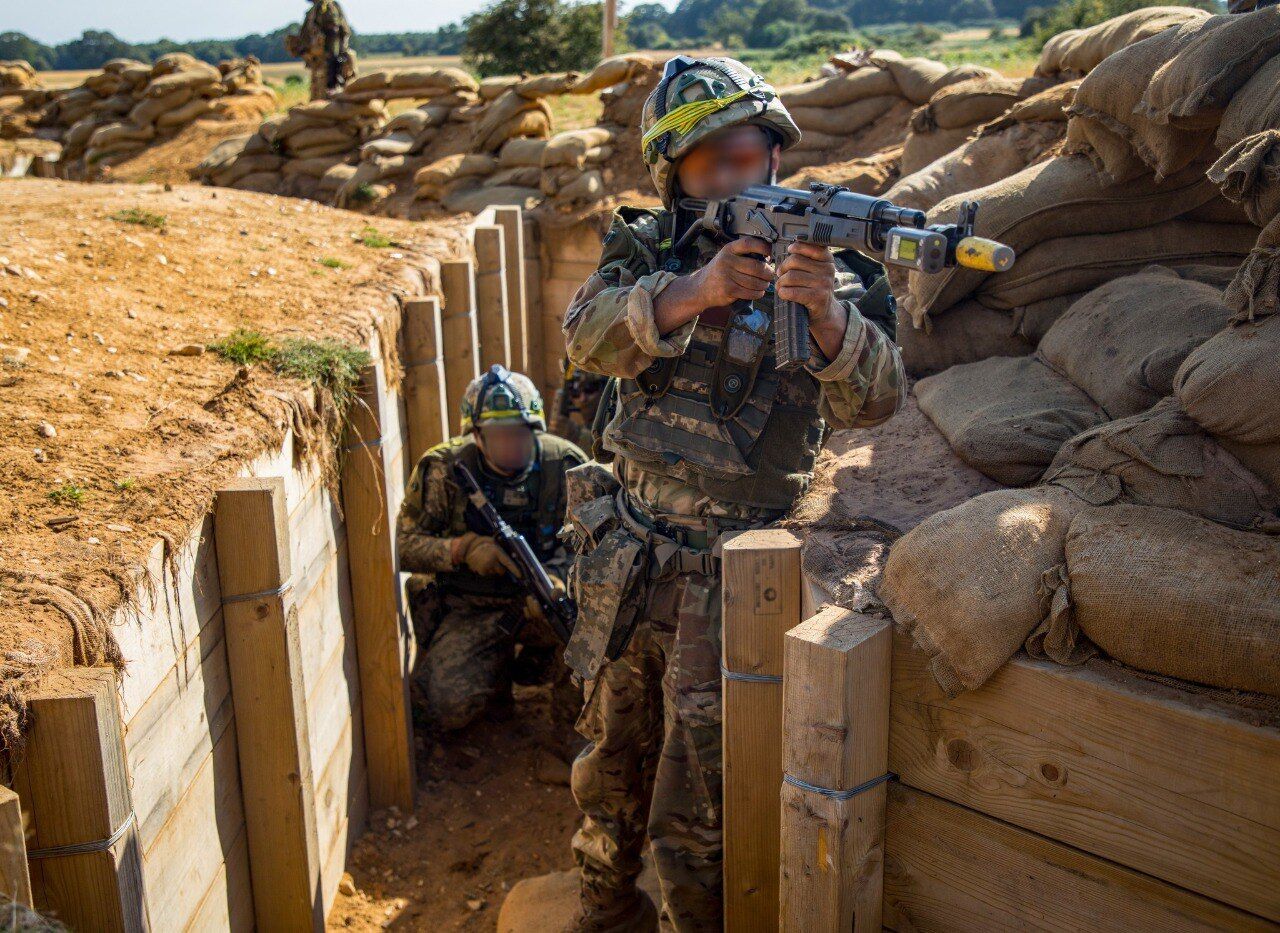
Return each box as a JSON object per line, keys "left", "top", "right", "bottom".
{"left": 48, "top": 482, "right": 86, "bottom": 505}
{"left": 352, "top": 182, "right": 380, "bottom": 204}
{"left": 210, "top": 328, "right": 371, "bottom": 411}
{"left": 318, "top": 257, "right": 351, "bottom": 270}
{"left": 208, "top": 328, "right": 274, "bottom": 367}
{"left": 358, "top": 226, "right": 394, "bottom": 249}
{"left": 110, "top": 208, "right": 167, "bottom": 229}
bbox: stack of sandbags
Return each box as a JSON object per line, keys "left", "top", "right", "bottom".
{"left": 540, "top": 125, "right": 619, "bottom": 212}
{"left": 1035, "top": 6, "right": 1212, "bottom": 80}
{"left": 1066, "top": 7, "right": 1280, "bottom": 184}
{"left": 898, "top": 153, "right": 1258, "bottom": 377}
{"left": 333, "top": 101, "right": 472, "bottom": 208}
{"left": 778, "top": 51, "right": 997, "bottom": 176}
{"left": 1208, "top": 50, "right": 1280, "bottom": 234}
{"left": 0, "top": 60, "right": 52, "bottom": 140}
{"left": 336, "top": 66, "right": 478, "bottom": 104}
{"left": 902, "top": 75, "right": 1059, "bottom": 175}
{"left": 411, "top": 150, "right": 542, "bottom": 212}
{"left": 886, "top": 82, "right": 1076, "bottom": 213}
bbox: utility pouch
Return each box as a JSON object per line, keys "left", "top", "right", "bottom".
{"left": 563, "top": 494, "right": 648, "bottom": 680}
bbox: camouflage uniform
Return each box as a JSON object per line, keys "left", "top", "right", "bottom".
{"left": 562, "top": 202, "right": 904, "bottom": 930}
{"left": 397, "top": 432, "right": 586, "bottom": 730}
{"left": 551, "top": 361, "right": 608, "bottom": 456}
{"left": 290, "top": 0, "right": 353, "bottom": 100}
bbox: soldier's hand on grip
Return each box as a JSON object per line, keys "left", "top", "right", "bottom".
{"left": 777, "top": 241, "right": 838, "bottom": 320}
{"left": 693, "top": 236, "right": 774, "bottom": 307}
{"left": 460, "top": 535, "right": 520, "bottom": 577}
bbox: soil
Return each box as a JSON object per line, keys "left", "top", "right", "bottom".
{"left": 104, "top": 118, "right": 264, "bottom": 186}
{"left": 0, "top": 178, "right": 467, "bottom": 751}
{"left": 328, "top": 684, "right": 583, "bottom": 931}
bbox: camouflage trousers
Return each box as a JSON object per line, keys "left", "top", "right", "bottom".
{"left": 571, "top": 567, "right": 722, "bottom": 932}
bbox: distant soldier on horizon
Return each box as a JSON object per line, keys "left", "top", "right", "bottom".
{"left": 285, "top": 0, "right": 354, "bottom": 100}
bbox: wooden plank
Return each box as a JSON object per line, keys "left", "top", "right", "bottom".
{"left": 781, "top": 607, "right": 891, "bottom": 933}
{"left": 297, "top": 537, "right": 354, "bottom": 706}
{"left": 883, "top": 784, "right": 1273, "bottom": 932}
{"left": 0, "top": 787, "right": 31, "bottom": 908}
{"left": 889, "top": 631, "right": 1280, "bottom": 921}
{"left": 401, "top": 296, "right": 448, "bottom": 465}
{"left": 722, "top": 529, "right": 803, "bottom": 933}
{"left": 125, "top": 610, "right": 233, "bottom": 852}
{"left": 473, "top": 223, "right": 511, "bottom": 369}
{"left": 184, "top": 826, "right": 253, "bottom": 933}
{"left": 306, "top": 634, "right": 361, "bottom": 787}
{"left": 491, "top": 206, "right": 533, "bottom": 380}
{"left": 320, "top": 760, "right": 370, "bottom": 919}
{"left": 213, "top": 477, "right": 323, "bottom": 931}
{"left": 14, "top": 667, "right": 150, "bottom": 931}
{"left": 341, "top": 364, "right": 417, "bottom": 812}
{"left": 440, "top": 259, "right": 480, "bottom": 437}
{"left": 140, "top": 725, "right": 246, "bottom": 931}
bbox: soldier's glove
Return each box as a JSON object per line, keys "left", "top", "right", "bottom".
{"left": 522, "top": 574, "right": 567, "bottom": 624}
{"left": 461, "top": 535, "right": 520, "bottom": 577}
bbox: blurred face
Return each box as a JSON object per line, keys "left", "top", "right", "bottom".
{"left": 676, "top": 125, "right": 781, "bottom": 200}
{"left": 476, "top": 423, "right": 536, "bottom": 475}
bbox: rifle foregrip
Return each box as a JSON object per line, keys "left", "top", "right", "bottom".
{"left": 775, "top": 298, "right": 810, "bottom": 372}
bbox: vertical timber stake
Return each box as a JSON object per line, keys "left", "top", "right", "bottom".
{"left": 473, "top": 224, "right": 511, "bottom": 369}
{"left": 780, "top": 606, "right": 891, "bottom": 933}
{"left": 0, "top": 787, "right": 31, "bottom": 909}
{"left": 440, "top": 259, "right": 480, "bottom": 437}
{"left": 722, "top": 528, "right": 803, "bottom": 932}
{"left": 14, "top": 667, "right": 150, "bottom": 931}
{"left": 214, "top": 476, "right": 324, "bottom": 931}
{"left": 401, "top": 296, "right": 448, "bottom": 463}
{"left": 491, "top": 206, "right": 532, "bottom": 378}
{"left": 341, "top": 363, "right": 417, "bottom": 813}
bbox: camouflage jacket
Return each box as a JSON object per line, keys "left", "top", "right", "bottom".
{"left": 299, "top": 0, "right": 351, "bottom": 58}
{"left": 563, "top": 207, "right": 905, "bottom": 523}
{"left": 397, "top": 433, "right": 586, "bottom": 595}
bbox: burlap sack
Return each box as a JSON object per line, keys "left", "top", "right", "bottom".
{"left": 1012, "top": 293, "right": 1084, "bottom": 344}
{"left": 1035, "top": 7, "right": 1211, "bottom": 78}
{"left": 898, "top": 301, "right": 1031, "bottom": 377}
{"left": 980, "top": 82, "right": 1078, "bottom": 135}
{"left": 1044, "top": 397, "right": 1278, "bottom": 528}
{"left": 973, "top": 220, "right": 1257, "bottom": 311}
{"left": 485, "top": 165, "right": 541, "bottom": 189}
{"left": 213, "top": 152, "right": 283, "bottom": 188}
{"left": 880, "top": 486, "right": 1086, "bottom": 694}
{"left": 1058, "top": 505, "right": 1280, "bottom": 695}
{"left": 1138, "top": 8, "right": 1280, "bottom": 128}
{"left": 570, "top": 54, "right": 654, "bottom": 95}
{"left": 554, "top": 170, "right": 604, "bottom": 206}
{"left": 1037, "top": 265, "right": 1231, "bottom": 417}
{"left": 150, "top": 52, "right": 204, "bottom": 78}
{"left": 156, "top": 98, "right": 213, "bottom": 128}
{"left": 128, "top": 88, "right": 193, "bottom": 126}
{"left": 389, "top": 67, "right": 476, "bottom": 93}
{"left": 542, "top": 127, "right": 616, "bottom": 168}
{"left": 361, "top": 131, "right": 416, "bottom": 159}
{"left": 515, "top": 72, "right": 580, "bottom": 99}
{"left": 143, "top": 68, "right": 219, "bottom": 99}
{"left": 288, "top": 125, "right": 356, "bottom": 151}
{"left": 779, "top": 67, "right": 899, "bottom": 109}
{"left": 1208, "top": 131, "right": 1280, "bottom": 228}
{"left": 1225, "top": 214, "right": 1280, "bottom": 322}
{"left": 89, "top": 121, "right": 154, "bottom": 149}
{"left": 282, "top": 155, "right": 348, "bottom": 179}
{"left": 1174, "top": 311, "right": 1280, "bottom": 490}
{"left": 498, "top": 137, "right": 548, "bottom": 168}
{"left": 789, "top": 96, "right": 895, "bottom": 137}
{"left": 918, "top": 77, "right": 1053, "bottom": 131}
{"left": 290, "top": 140, "right": 356, "bottom": 160}
{"left": 908, "top": 154, "right": 1221, "bottom": 321}
{"left": 871, "top": 52, "right": 996, "bottom": 105}
{"left": 414, "top": 153, "right": 465, "bottom": 200}
{"left": 478, "top": 76, "right": 520, "bottom": 101}
{"left": 443, "top": 184, "right": 541, "bottom": 214}
{"left": 471, "top": 92, "right": 551, "bottom": 153}
{"left": 900, "top": 125, "right": 974, "bottom": 176}
{"left": 916, "top": 355, "right": 1106, "bottom": 486}
{"left": 457, "top": 153, "right": 499, "bottom": 178}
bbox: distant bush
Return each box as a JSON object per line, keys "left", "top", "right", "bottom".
{"left": 463, "top": 0, "right": 604, "bottom": 77}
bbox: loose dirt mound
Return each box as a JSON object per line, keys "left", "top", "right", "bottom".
{"left": 103, "top": 118, "right": 261, "bottom": 185}
{"left": 0, "top": 179, "right": 466, "bottom": 753}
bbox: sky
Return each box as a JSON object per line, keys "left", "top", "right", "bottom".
{"left": 5, "top": 0, "right": 676, "bottom": 44}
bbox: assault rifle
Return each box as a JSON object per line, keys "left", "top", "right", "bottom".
{"left": 679, "top": 183, "right": 1016, "bottom": 372}
{"left": 454, "top": 462, "right": 577, "bottom": 645}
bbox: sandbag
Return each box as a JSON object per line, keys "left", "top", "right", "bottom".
{"left": 213, "top": 152, "right": 283, "bottom": 187}
{"left": 916, "top": 355, "right": 1106, "bottom": 486}
{"left": 1044, "top": 397, "right": 1278, "bottom": 529}
{"left": 155, "top": 97, "right": 213, "bottom": 128}
{"left": 570, "top": 54, "right": 654, "bottom": 95}
{"left": 232, "top": 171, "right": 283, "bottom": 193}
{"left": 497, "top": 136, "right": 547, "bottom": 168}
{"left": 909, "top": 155, "right": 1223, "bottom": 323}
{"left": 343, "top": 72, "right": 391, "bottom": 94}
{"left": 443, "top": 184, "right": 541, "bottom": 214}
{"left": 543, "top": 127, "right": 616, "bottom": 168}
{"left": 143, "top": 68, "right": 219, "bottom": 99}
{"left": 414, "top": 153, "right": 465, "bottom": 199}
{"left": 1137, "top": 8, "right": 1280, "bottom": 129}
{"left": 1037, "top": 265, "right": 1231, "bottom": 417}
{"left": 1175, "top": 311, "right": 1280, "bottom": 489}
{"left": 479, "top": 76, "right": 521, "bottom": 101}
{"left": 89, "top": 121, "right": 154, "bottom": 149}
{"left": 976, "top": 221, "right": 1257, "bottom": 312}
{"left": 288, "top": 125, "right": 356, "bottom": 151}
{"left": 870, "top": 52, "right": 991, "bottom": 105}
{"left": 1035, "top": 7, "right": 1211, "bottom": 78}
{"left": 361, "top": 131, "right": 415, "bottom": 159}
{"left": 880, "top": 486, "right": 1086, "bottom": 694}
{"left": 471, "top": 92, "right": 551, "bottom": 153}
{"left": 1225, "top": 214, "right": 1280, "bottom": 322}
{"left": 1012, "top": 293, "right": 1085, "bottom": 344}
{"left": 898, "top": 301, "right": 1031, "bottom": 378}
{"left": 515, "top": 72, "right": 579, "bottom": 99}
{"left": 553, "top": 170, "right": 604, "bottom": 206}
{"left": 128, "top": 88, "right": 193, "bottom": 126}
{"left": 789, "top": 96, "right": 896, "bottom": 137}
{"left": 980, "top": 82, "right": 1078, "bottom": 134}
{"left": 919, "top": 77, "right": 1052, "bottom": 131}
{"left": 1208, "top": 131, "right": 1280, "bottom": 228}
{"left": 484, "top": 165, "right": 541, "bottom": 188}
{"left": 1059, "top": 505, "right": 1280, "bottom": 695}
{"left": 779, "top": 67, "right": 900, "bottom": 109}
{"left": 283, "top": 155, "right": 348, "bottom": 179}
{"left": 389, "top": 67, "right": 476, "bottom": 93}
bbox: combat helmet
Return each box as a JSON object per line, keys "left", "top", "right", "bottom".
{"left": 640, "top": 56, "right": 801, "bottom": 207}
{"left": 461, "top": 364, "right": 546, "bottom": 432}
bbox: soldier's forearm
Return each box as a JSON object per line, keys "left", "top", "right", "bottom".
{"left": 397, "top": 532, "right": 457, "bottom": 574}
{"left": 809, "top": 296, "right": 849, "bottom": 361}
{"left": 651, "top": 270, "right": 713, "bottom": 335}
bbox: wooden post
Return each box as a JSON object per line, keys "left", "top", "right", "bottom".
{"left": 722, "top": 529, "right": 803, "bottom": 932}
{"left": 13, "top": 667, "right": 149, "bottom": 931}
{"left": 401, "top": 296, "right": 448, "bottom": 464}
{"left": 491, "top": 206, "right": 533, "bottom": 378}
{"left": 213, "top": 477, "right": 324, "bottom": 931}
{"left": 440, "top": 259, "right": 480, "bottom": 438}
{"left": 341, "top": 363, "right": 417, "bottom": 813}
{"left": 473, "top": 224, "right": 511, "bottom": 369}
{"left": 780, "top": 606, "right": 891, "bottom": 933}
{"left": 0, "top": 787, "right": 32, "bottom": 908}
{"left": 602, "top": 0, "right": 618, "bottom": 57}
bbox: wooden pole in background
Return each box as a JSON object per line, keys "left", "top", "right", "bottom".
{"left": 440, "top": 259, "right": 480, "bottom": 438}
{"left": 13, "top": 667, "right": 150, "bottom": 931}
{"left": 722, "top": 528, "right": 803, "bottom": 932}
{"left": 491, "top": 207, "right": 531, "bottom": 377}
{"left": 602, "top": 0, "right": 618, "bottom": 58}
{"left": 0, "top": 787, "right": 32, "bottom": 909}
{"left": 780, "top": 606, "right": 891, "bottom": 933}
{"left": 341, "top": 363, "right": 417, "bottom": 813}
{"left": 473, "top": 224, "right": 511, "bottom": 370}
{"left": 213, "top": 477, "right": 324, "bottom": 932}
{"left": 401, "top": 296, "right": 448, "bottom": 464}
